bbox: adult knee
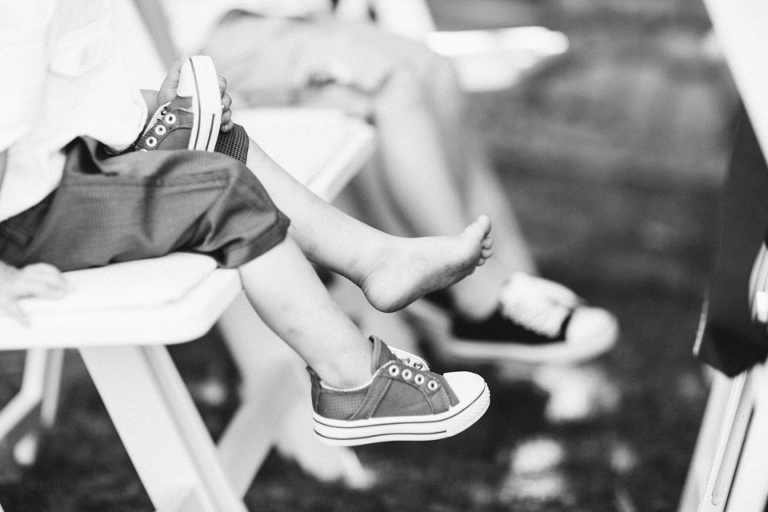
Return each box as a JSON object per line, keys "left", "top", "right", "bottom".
{"left": 376, "top": 65, "right": 429, "bottom": 112}
{"left": 424, "top": 53, "right": 462, "bottom": 99}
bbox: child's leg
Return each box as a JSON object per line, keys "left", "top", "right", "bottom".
{"left": 239, "top": 235, "right": 373, "bottom": 388}
{"left": 237, "top": 234, "right": 490, "bottom": 446}
{"left": 243, "top": 139, "right": 493, "bottom": 312}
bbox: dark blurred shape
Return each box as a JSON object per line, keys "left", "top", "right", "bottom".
{"left": 699, "top": 105, "right": 768, "bottom": 375}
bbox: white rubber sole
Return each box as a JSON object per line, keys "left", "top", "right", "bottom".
{"left": 313, "top": 372, "right": 490, "bottom": 446}
{"left": 178, "top": 56, "right": 221, "bottom": 152}
{"left": 406, "top": 299, "right": 618, "bottom": 365}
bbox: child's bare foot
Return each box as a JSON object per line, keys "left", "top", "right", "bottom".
{"left": 359, "top": 216, "right": 493, "bottom": 313}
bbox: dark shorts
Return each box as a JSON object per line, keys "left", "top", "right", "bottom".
{"left": 0, "top": 127, "right": 289, "bottom": 271}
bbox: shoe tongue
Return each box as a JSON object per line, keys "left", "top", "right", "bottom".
{"left": 369, "top": 335, "right": 397, "bottom": 374}
{"left": 168, "top": 95, "right": 192, "bottom": 112}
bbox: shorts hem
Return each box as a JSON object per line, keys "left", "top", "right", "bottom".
{"left": 219, "top": 210, "right": 291, "bottom": 268}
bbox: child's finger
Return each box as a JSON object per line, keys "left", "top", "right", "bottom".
{"left": 24, "top": 262, "right": 66, "bottom": 280}
{"left": 218, "top": 75, "right": 227, "bottom": 95}
{"left": 221, "top": 111, "right": 233, "bottom": 132}
{"left": 22, "top": 264, "right": 72, "bottom": 290}
{"left": 0, "top": 297, "right": 30, "bottom": 326}
{"left": 15, "top": 277, "right": 70, "bottom": 299}
{"left": 158, "top": 57, "right": 186, "bottom": 100}
{"left": 221, "top": 92, "right": 232, "bottom": 111}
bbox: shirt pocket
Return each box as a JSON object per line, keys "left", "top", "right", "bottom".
{"left": 49, "top": 19, "right": 114, "bottom": 78}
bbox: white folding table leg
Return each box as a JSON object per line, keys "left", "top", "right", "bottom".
{"left": 217, "top": 292, "right": 370, "bottom": 494}
{"left": 79, "top": 345, "right": 247, "bottom": 512}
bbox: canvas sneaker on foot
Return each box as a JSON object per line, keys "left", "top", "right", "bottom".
{"left": 134, "top": 55, "right": 222, "bottom": 152}
{"left": 407, "top": 273, "right": 619, "bottom": 365}
{"left": 309, "top": 336, "right": 490, "bottom": 446}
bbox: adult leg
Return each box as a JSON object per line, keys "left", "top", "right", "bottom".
{"left": 206, "top": 17, "right": 510, "bottom": 316}
{"left": 205, "top": 15, "right": 616, "bottom": 359}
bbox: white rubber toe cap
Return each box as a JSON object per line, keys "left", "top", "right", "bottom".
{"left": 443, "top": 371, "right": 488, "bottom": 405}
{"left": 566, "top": 306, "right": 619, "bottom": 355}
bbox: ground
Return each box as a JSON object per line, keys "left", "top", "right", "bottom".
{"left": 0, "top": 0, "right": 740, "bottom": 510}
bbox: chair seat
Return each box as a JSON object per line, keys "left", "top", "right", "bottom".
{"left": 0, "top": 254, "right": 241, "bottom": 349}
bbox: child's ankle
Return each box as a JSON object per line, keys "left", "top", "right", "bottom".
{"left": 318, "top": 369, "right": 373, "bottom": 390}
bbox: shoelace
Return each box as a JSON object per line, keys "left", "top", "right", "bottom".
{"left": 498, "top": 273, "right": 576, "bottom": 337}
{"left": 500, "top": 303, "right": 566, "bottom": 337}
{"left": 390, "top": 347, "right": 429, "bottom": 371}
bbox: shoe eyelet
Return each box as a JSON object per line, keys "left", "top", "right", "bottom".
{"left": 427, "top": 380, "right": 439, "bottom": 391}
{"left": 165, "top": 113, "right": 176, "bottom": 124}
{"left": 388, "top": 365, "right": 400, "bottom": 377}
{"left": 146, "top": 136, "right": 157, "bottom": 148}
{"left": 155, "top": 125, "right": 167, "bottom": 136}
{"left": 139, "top": 148, "right": 148, "bottom": 152}
{"left": 414, "top": 374, "right": 425, "bottom": 385}
{"left": 401, "top": 369, "right": 413, "bottom": 380}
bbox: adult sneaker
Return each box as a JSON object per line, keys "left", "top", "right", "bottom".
{"left": 134, "top": 55, "right": 222, "bottom": 152}
{"left": 310, "top": 336, "right": 490, "bottom": 446}
{"left": 407, "top": 273, "right": 619, "bottom": 365}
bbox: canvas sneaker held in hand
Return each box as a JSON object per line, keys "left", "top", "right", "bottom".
{"left": 309, "top": 336, "right": 490, "bottom": 446}
{"left": 135, "top": 56, "right": 222, "bottom": 152}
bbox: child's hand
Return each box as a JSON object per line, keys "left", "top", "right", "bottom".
{"left": 218, "top": 75, "right": 234, "bottom": 133}
{"left": 0, "top": 262, "right": 71, "bottom": 326}
{"left": 157, "top": 58, "right": 234, "bottom": 133}
{"left": 156, "top": 58, "right": 184, "bottom": 108}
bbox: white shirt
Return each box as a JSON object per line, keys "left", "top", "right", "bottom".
{"left": 162, "top": 0, "right": 332, "bottom": 56}
{"left": 0, "top": 0, "right": 147, "bottom": 222}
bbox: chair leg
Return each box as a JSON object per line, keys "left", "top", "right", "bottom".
{"left": 0, "top": 349, "right": 52, "bottom": 467}
{"left": 217, "top": 292, "right": 371, "bottom": 494}
{"left": 678, "top": 370, "right": 734, "bottom": 512}
{"left": 79, "top": 345, "right": 247, "bottom": 512}
{"left": 724, "top": 364, "right": 768, "bottom": 512}
{"left": 11, "top": 348, "right": 68, "bottom": 467}
{"left": 679, "top": 365, "right": 768, "bottom": 512}
{"left": 40, "top": 349, "right": 65, "bottom": 429}
{"left": 697, "top": 369, "right": 756, "bottom": 512}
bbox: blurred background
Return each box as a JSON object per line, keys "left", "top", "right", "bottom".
{"left": 0, "top": 0, "right": 741, "bottom": 510}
